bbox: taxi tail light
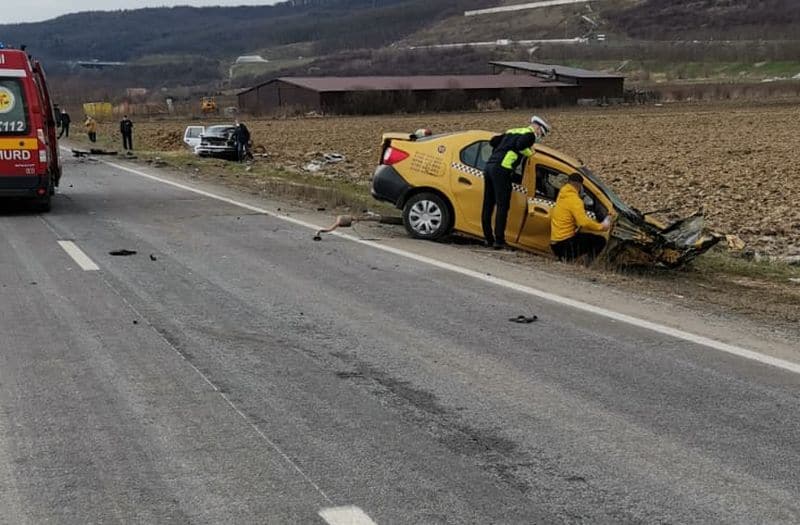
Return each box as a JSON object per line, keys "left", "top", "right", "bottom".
{"left": 382, "top": 146, "right": 409, "bottom": 166}
{"left": 39, "top": 149, "right": 48, "bottom": 163}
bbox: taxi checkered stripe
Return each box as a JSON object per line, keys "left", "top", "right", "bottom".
{"left": 529, "top": 197, "right": 555, "bottom": 208}
{"left": 451, "top": 162, "right": 528, "bottom": 195}
{"left": 451, "top": 162, "right": 483, "bottom": 179}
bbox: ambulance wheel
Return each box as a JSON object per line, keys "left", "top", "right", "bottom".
{"left": 36, "top": 194, "right": 51, "bottom": 213}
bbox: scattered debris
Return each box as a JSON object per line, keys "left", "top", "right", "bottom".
{"left": 302, "top": 160, "right": 324, "bottom": 172}
{"left": 725, "top": 234, "right": 746, "bottom": 251}
{"left": 789, "top": 278, "right": 800, "bottom": 284}
{"left": 509, "top": 315, "right": 538, "bottom": 324}
{"left": 313, "top": 213, "right": 403, "bottom": 239}
{"left": 323, "top": 152, "right": 345, "bottom": 163}
{"left": 784, "top": 255, "right": 800, "bottom": 267}
{"left": 71, "top": 148, "right": 118, "bottom": 157}
{"left": 149, "top": 254, "right": 157, "bottom": 261}
{"left": 302, "top": 152, "right": 346, "bottom": 172}
{"left": 109, "top": 249, "right": 137, "bottom": 256}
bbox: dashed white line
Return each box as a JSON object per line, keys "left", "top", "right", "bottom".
{"left": 99, "top": 160, "right": 800, "bottom": 376}
{"left": 57, "top": 240, "right": 100, "bottom": 271}
{"left": 319, "top": 506, "right": 378, "bottom": 525}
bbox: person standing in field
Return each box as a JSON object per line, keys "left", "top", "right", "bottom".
{"left": 84, "top": 115, "right": 97, "bottom": 143}
{"left": 120, "top": 115, "right": 134, "bottom": 151}
{"left": 58, "top": 110, "right": 71, "bottom": 138}
{"left": 233, "top": 120, "right": 251, "bottom": 162}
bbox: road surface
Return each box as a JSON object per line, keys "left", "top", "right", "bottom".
{"left": 1, "top": 156, "right": 799, "bottom": 524}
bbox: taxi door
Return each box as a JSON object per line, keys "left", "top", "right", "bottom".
{"left": 516, "top": 158, "right": 573, "bottom": 254}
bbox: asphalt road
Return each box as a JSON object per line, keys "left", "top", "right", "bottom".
{"left": 1, "top": 156, "right": 799, "bottom": 524}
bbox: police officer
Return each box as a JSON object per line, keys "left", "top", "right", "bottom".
{"left": 120, "top": 115, "right": 134, "bottom": 151}
{"left": 482, "top": 115, "right": 551, "bottom": 249}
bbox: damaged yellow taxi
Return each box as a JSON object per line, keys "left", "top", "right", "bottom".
{"left": 371, "top": 130, "right": 721, "bottom": 268}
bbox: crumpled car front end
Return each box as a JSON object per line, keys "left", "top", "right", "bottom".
{"left": 605, "top": 212, "right": 723, "bottom": 268}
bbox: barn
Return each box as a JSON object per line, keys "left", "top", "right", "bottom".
{"left": 489, "top": 61, "right": 625, "bottom": 101}
{"left": 237, "top": 75, "right": 578, "bottom": 115}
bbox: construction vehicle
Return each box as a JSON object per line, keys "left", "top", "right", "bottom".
{"left": 200, "top": 96, "right": 218, "bottom": 114}
{"left": 0, "top": 45, "right": 61, "bottom": 212}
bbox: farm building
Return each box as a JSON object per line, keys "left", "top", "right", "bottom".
{"left": 237, "top": 75, "right": 578, "bottom": 115}
{"left": 490, "top": 61, "right": 625, "bottom": 100}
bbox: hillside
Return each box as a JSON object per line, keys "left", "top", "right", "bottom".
{"left": 4, "top": 0, "right": 800, "bottom": 66}
{"left": 609, "top": 0, "right": 800, "bottom": 40}
{"left": 3, "top": 0, "right": 800, "bottom": 92}
{"left": 0, "top": 0, "right": 491, "bottom": 63}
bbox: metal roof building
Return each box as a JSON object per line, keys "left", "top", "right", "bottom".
{"left": 237, "top": 75, "right": 578, "bottom": 115}
{"left": 490, "top": 61, "right": 625, "bottom": 100}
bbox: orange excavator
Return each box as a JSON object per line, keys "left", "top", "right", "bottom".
{"left": 200, "top": 96, "right": 217, "bottom": 114}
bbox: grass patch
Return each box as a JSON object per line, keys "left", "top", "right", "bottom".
{"left": 130, "top": 149, "right": 395, "bottom": 215}
{"left": 691, "top": 250, "right": 800, "bottom": 282}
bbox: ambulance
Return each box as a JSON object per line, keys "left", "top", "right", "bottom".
{"left": 0, "top": 46, "right": 61, "bottom": 211}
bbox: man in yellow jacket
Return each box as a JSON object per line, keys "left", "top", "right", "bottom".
{"left": 551, "top": 173, "right": 611, "bottom": 262}
{"left": 84, "top": 115, "right": 97, "bottom": 143}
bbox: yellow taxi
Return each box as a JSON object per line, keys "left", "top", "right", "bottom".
{"left": 371, "top": 129, "right": 720, "bottom": 267}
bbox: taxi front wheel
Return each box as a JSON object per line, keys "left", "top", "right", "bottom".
{"left": 403, "top": 192, "right": 452, "bottom": 241}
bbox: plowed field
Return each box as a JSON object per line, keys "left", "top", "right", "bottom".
{"left": 94, "top": 100, "right": 800, "bottom": 257}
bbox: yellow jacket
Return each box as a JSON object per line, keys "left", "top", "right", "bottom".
{"left": 550, "top": 183, "right": 605, "bottom": 242}
{"left": 85, "top": 118, "right": 97, "bottom": 132}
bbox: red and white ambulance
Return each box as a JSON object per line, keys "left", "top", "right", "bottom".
{"left": 0, "top": 46, "right": 61, "bottom": 211}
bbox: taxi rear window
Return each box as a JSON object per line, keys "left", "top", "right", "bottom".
{"left": 0, "top": 79, "right": 29, "bottom": 135}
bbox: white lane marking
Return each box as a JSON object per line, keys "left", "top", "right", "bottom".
{"left": 319, "top": 506, "right": 378, "bottom": 525}
{"left": 101, "top": 160, "right": 800, "bottom": 376}
{"left": 57, "top": 240, "right": 100, "bottom": 271}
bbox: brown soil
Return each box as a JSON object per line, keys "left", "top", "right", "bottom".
{"left": 92, "top": 99, "right": 800, "bottom": 257}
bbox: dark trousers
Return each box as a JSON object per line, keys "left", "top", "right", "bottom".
{"left": 551, "top": 233, "right": 607, "bottom": 262}
{"left": 58, "top": 124, "right": 69, "bottom": 138}
{"left": 481, "top": 164, "right": 513, "bottom": 245}
{"left": 88, "top": 132, "right": 97, "bottom": 143}
{"left": 122, "top": 133, "right": 133, "bottom": 150}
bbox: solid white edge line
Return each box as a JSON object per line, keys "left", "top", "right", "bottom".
{"left": 319, "top": 506, "right": 378, "bottom": 525}
{"left": 57, "top": 240, "right": 99, "bottom": 271}
{"left": 100, "top": 160, "right": 800, "bottom": 376}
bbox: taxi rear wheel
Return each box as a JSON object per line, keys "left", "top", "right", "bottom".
{"left": 402, "top": 192, "right": 452, "bottom": 241}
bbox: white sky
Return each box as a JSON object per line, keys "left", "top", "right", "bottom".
{"left": 3, "top": 1, "right": 281, "bottom": 24}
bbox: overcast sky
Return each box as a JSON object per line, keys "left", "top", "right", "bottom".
{"left": 4, "top": 1, "right": 281, "bottom": 24}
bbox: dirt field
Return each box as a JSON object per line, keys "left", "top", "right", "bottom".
{"left": 92, "top": 100, "right": 800, "bottom": 257}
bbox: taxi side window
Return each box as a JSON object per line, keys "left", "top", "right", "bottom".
{"left": 459, "top": 141, "right": 493, "bottom": 172}
{"left": 535, "top": 165, "right": 569, "bottom": 201}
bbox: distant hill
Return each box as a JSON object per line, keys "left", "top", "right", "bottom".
{"left": 608, "top": 0, "right": 800, "bottom": 40}
{"left": 5, "top": 0, "right": 800, "bottom": 66}
{"left": 3, "top": 0, "right": 799, "bottom": 92}
{"left": 0, "top": 0, "right": 491, "bottom": 63}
